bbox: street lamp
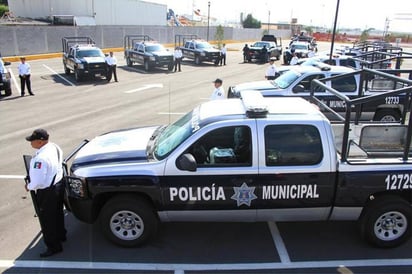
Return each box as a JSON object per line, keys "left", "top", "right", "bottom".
{"left": 329, "top": 0, "right": 340, "bottom": 62}
{"left": 267, "top": 10, "right": 270, "bottom": 32}
{"left": 207, "top": 1, "right": 210, "bottom": 41}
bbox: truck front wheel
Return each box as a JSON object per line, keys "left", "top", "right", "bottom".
{"left": 359, "top": 197, "right": 411, "bottom": 248}
{"left": 74, "top": 69, "right": 82, "bottom": 82}
{"left": 100, "top": 195, "right": 158, "bottom": 247}
{"left": 195, "top": 56, "right": 201, "bottom": 65}
{"left": 374, "top": 109, "right": 401, "bottom": 122}
{"left": 126, "top": 57, "right": 133, "bottom": 67}
{"left": 144, "top": 60, "right": 150, "bottom": 71}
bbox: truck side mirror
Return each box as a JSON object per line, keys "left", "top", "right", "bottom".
{"left": 292, "top": 84, "right": 305, "bottom": 93}
{"left": 4, "top": 61, "right": 11, "bottom": 66}
{"left": 176, "top": 153, "right": 197, "bottom": 172}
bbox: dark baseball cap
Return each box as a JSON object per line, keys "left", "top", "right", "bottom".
{"left": 213, "top": 78, "right": 222, "bottom": 84}
{"left": 25, "top": 129, "right": 49, "bottom": 141}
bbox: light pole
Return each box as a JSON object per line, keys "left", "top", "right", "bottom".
{"left": 267, "top": 10, "right": 270, "bottom": 33}
{"left": 207, "top": 1, "right": 210, "bottom": 41}
{"left": 329, "top": 0, "right": 340, "bottom": 62}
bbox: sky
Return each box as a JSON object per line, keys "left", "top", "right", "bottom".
{"left": 149, "top": 0, "right": 412, "bottom": 33}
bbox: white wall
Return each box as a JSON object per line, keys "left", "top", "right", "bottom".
{"left": 8, "top": 0, "right": 166, "bottom": 25}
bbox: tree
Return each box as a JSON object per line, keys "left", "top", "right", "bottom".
{"left": 215, "top": 25, "right": 224, "bottom": 49}
{"left": 242, "top": 14, "right": 261, "bottom": 29}
{"left": 360, "top": 28, "right": 374, "bottom": 42}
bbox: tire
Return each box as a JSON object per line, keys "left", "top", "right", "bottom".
{"left": 195, "top": 56, "right": 201, "bottom": 65}
{"left": 4, "top": 88, "right": 12, "bottom": 96}
{"left": 64, "top": 64, "right": 71, "bottom": 75}
{"left": 374, "top": 109, "right": 401, "bottom": 122}
{"left": 74, "top": 69, "right": 82, "bottom": 82}
{"left": 126, "top": 57, "right": 132, "bottom": 67}
{"left": 100, "top": 195, "right": 158, "bottom": 247}
{"left": 168, "top": 62, "right": 174, "bottom": 71}
{"left": 359, "top": 196, "right": 412, "bottom": 248}
{"left": 144, "top": 60, "right": 150, "bottom": 71}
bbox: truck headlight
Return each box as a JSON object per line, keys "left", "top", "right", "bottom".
{"left": 77, "top": 64, "right": 85, "bottom": 69}
{"left": 200, "top": 52, "right": 206, "bottom": 57}
{"left": 150, "top": 56, "right": 156, "bottom": 61}
{"left": 66, "top": 176, "right": 87, "bottom": 198}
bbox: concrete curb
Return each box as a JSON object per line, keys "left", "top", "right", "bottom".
{"left": 2, "top": 40, "right": 251, "bottom": 62}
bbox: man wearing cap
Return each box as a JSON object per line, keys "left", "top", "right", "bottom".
{"left": 210, "top": 78, "right": 225, "bottom": 100}
{"left": 265, "top": 57, "right": 279, "bottom": 80}
{"left": 18, "top": 56, "right": 34, "bottom": 96}
{"left": 25, "top": 129, "right": 66, "bottom": 257}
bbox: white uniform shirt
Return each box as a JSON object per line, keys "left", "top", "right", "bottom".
{"left": 18, "top": 62, "right": 31, "bottom": 76}
{"left": 106, "top": 55, "right": 117, "bottom": 66}
{"left": 210, "top": 86, "right": 225, "bottom": 100}
{"left": 28, "top": 142, "right": 63, "bottom": 191}
{"left": 174, "top": 49, "right": 183, "bottom": 59}
{"left": 290, "top": 56, "right": 299, "bottom": 65}
{"left": 265, "top": 64, "right": 278, "bottom": 78}
{"left": 221, "top": 46, "right": 227, "bottom": 55}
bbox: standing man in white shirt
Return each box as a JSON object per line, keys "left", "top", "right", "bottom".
{"left": 105, "top": 51, "right": 118, "bottom": 82}
{"left": 219, "top": 44, "right": 227, "bottom": 66}
{"left": 265, "top": 57, "right": 278, "bottom": 80}
{"left": 18, "top": 56, "right": 34, "bottom": 96}
{"left": 210, "top": 78, "right": 225, "bottom": 100}
{"left": 25, "top": 129, "right": 66, "bottom": 257}
{"left": 173, "top": 46, "right": 182, "bottom": 72}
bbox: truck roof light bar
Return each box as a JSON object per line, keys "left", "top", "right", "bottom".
{"left": 240, "top": 90, "right": 268, "bottom": 118}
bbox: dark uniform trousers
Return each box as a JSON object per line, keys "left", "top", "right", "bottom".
{"left": 174, "top": 58, "right": 181, "bottom": 72}
{"left": 36, "top": 181, "right": 66, "bottom": 252}
{"left": 19, "top": 74, "right": 33, "bottom": 95}
{"left": 107, "top": 65, "right": 118, "bottom": 82}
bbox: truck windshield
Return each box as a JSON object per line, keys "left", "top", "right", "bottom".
{"left": 196, "top": 42, "right": 213, "bottom": 49}
{"left": 274, "top": 70, "right": 301, "bottom": 89}
{"left": 146, "top": 45, "right": 165, "bottom": 52}
{"left": 76, "top": 49, "right": 104, "bottom": 58}
{"left": 154, "top": 108, "right": 201, "bottom": 160}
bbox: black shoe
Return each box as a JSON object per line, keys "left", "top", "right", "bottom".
{"left": 21, "top": 94, "right": 25, "bottom": 97}
{"left": 40, "top": 248, "right": 62, "bottom": 258}
{"left": 60, "top": 237, "right": 67, "bottom": 242}
{"left": 29, "top": 93, "right": 35, "bottom": 96}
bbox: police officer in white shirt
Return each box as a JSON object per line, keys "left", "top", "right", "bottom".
{"left": 265, "top": 57, "right": 279, "bottom": 80}
{"left": 18, "top": 56, "right": 34, "bottom": 96}
{"left": 219, "top": 44, "right": 227, "bottom": 66}
{"left": 25, "top": 129, "right": 66, "bottom": 257}
{"left": 173, "top": 46, "right": 182, "bottom": 72}
{"left": 105, "top": 51, "right": 118, "bottom": 82}
{"left": 210, "top": 78, "right": 225, "bottom": 100}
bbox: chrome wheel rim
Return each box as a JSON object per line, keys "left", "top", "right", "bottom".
{"left": 374, "top": 211, "right": 407, "bottom": 241}
{"left": 110, "top": 210, "right": 144, "bottom": 241}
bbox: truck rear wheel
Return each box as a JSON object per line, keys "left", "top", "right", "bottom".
{"left": 359, "top": 197, "right": 411, "bottom": 248}
{"left": 374, "top": 109, "right": 401, "bottom": 122}
{"left": 100, "top": 195, "right": 158, "bottom": 247}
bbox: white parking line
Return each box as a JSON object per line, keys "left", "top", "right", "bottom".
{"left": 0, "top": 175, "right": 25, "bottom": 179}
{"left": 158, "top": 112, "right": 186, "bottom": 115}
{"left": 268, "top": 221, "right": 291, "bottom": 263}
{"left": 1, "top": 258, "right": 411, "bottom": 272}
{"left": 42, "top": 64, "right": 76, "bottom": 86}
{"left": 8, "top": 68, "right": 21, "bottom": 94}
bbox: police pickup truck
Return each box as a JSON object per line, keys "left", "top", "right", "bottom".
{"left": 175, "top": 34, "right": 220, "bottom": 65}
{"left": 62, "top": 37, "right": 107, "bottom": 82}
{"left": 64, "top": 90, "right": 412, "bottom": 248}
{"left": 228, "top": 63, "right": 412, "bottom": 122}
{"left": 124, "top": 35, "right": 174, "bottom": 71}
{"left": 0, "top": 57, "right": 11, "bottom": 96}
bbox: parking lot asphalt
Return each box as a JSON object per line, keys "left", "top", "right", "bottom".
{"left": 1, "top": 42, "right": 412, "bottom": 274}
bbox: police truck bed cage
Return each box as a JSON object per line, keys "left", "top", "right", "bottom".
{"left": 310, "top": 67, "right": 412, "bottom": 162}
{"left": 174, "top": 34, "right": 200, "bottom": 48}
{"left": 62, "top": 37, "right": 95, "bottom": 54}
{"left": 123, "top": 35, "right": 155, "bottom": 50}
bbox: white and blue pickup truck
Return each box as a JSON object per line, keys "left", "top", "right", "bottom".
{"left": 63, "top": 90, "right": 412, "bottom": 248}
